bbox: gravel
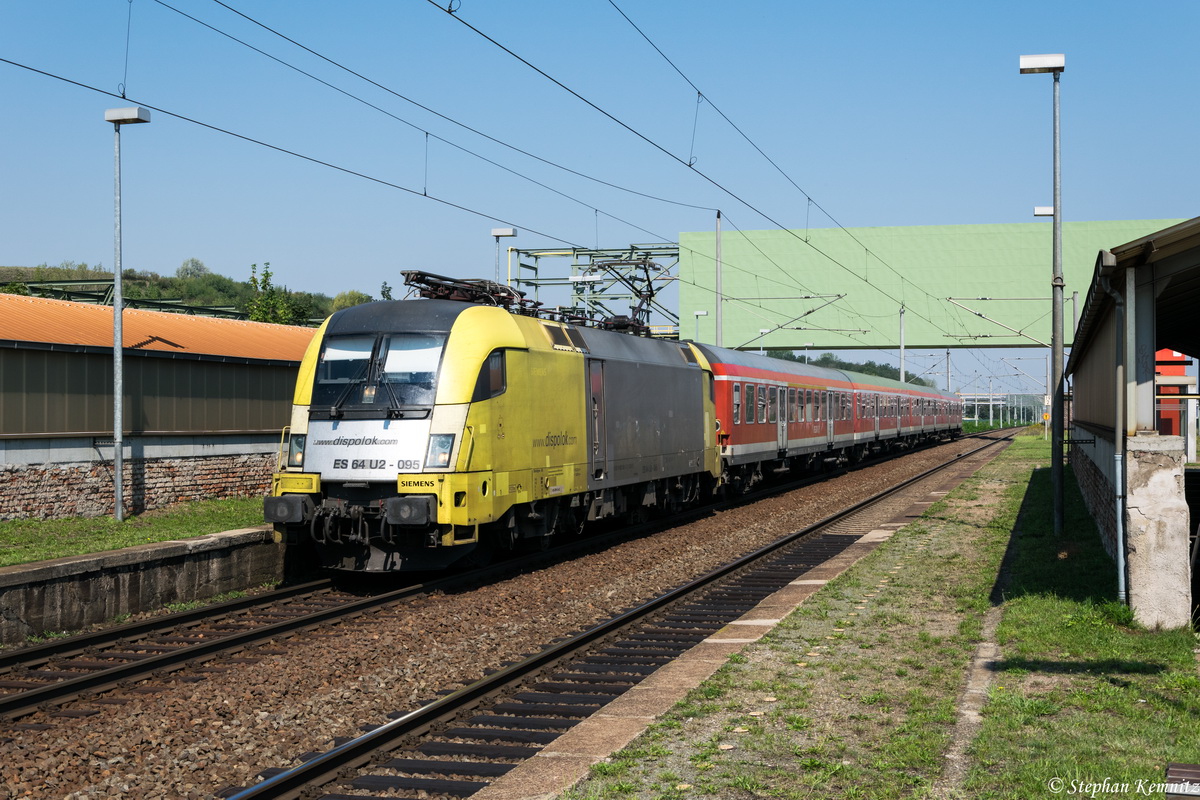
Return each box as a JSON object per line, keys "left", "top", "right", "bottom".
{"left": 0, "top": 437, "right": 988, "bottom": 799}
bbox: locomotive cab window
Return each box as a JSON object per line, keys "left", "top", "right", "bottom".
{"left": 313, "top": 333, "right": 446, "bottom": 410}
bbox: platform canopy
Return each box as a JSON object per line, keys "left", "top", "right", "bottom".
{"left": 678, "top": 219, "right": 1184, "bottom": 351}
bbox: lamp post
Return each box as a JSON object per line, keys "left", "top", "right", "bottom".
{"left": 105, "top": 106, "right": 150, "bottom": 523}
{"left": 803, "top": 342, "right": 813, "bottom": 364}
{"left": 1020, "top": 52, "right": 1065, "bottom": 537}
{"left": 491, "top": 227, "right": 517, "bottom": 285}
{"left": 693, "top": 310, "right": 708, "bottom": 340}
{"left": 759, "top": 329, "right": 770, "bottom": 355}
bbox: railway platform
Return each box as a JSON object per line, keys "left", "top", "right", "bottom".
{"left": 0, "top": 526, "right": 279, "bottom": 645}
{"left": 478, "top": 434, "right": 1200, "bottom": 800}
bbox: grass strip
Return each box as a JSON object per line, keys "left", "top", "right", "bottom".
{"left": 0, "top": 498, "right": 265, "bottom": 568}
{"left": 563, "top": 434, "right": 1198, "bottom": 800}
{"left": 962, "top": 459, "right": 1200, "bottom": 797}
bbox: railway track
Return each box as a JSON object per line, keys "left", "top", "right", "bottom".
{"left": 220, "top": 430, "right": 1013, "bottom": 800}
{"left": 0, "top": 431, "right": 1004, "bottom": 732}
{"left": 0, "top": 579, "right": 446, "bottom": 725}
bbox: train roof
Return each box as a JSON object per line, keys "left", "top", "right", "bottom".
{"left": 690, "top": 342, "right": 957, "bottom": 400}
{"left": 322, "top": 299, "right": 956, "bottom": 401}
{"left": 323, "top": 298, "right": 474, "bottom": 336}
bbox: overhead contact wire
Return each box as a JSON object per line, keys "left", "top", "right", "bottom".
{"left": 0, "top": 57, "right": 577, "bottom": 249}
{"left": 201, "top": 0, "right": 715, "bottom": 213}
{"left": 605, "top": 0, "right": 973, "bottom": 337}
{"left": 429, "top": 0, "right": 964, "bottom": 340}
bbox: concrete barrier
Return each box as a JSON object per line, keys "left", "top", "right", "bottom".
{"left": 0, "top": 527, "right": 283, "bottom": 645}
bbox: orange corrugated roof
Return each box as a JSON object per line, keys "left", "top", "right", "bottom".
{"left": 0, "top": 294, "right": 317, "bottom": 361}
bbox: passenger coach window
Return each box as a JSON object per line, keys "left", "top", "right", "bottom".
{"left": 733, "top": 383, "right": 742, "bottom": 424}
{"left": 472, "top": 350, "right": 507, "bottom": 401}
{"left": 746, "top": 385, "right": 756, "bottom": 423}
{"left": 758, "top": 386, "right": 768, "bottom": 423}
{"left": 768, "top": 387, "right": 778, "bottom": 423}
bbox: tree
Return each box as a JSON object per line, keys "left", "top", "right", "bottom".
{"left": 245, "top": 262, "right": 310, "bottom": 325}
{"left": 332, "top": 290, "right": 373, "bottom": 311}
{"left": 379, "top": 281, "right": 393, "bottom": 301}
{"left": 176, "top": 258, "right": 209, "bottom": 280}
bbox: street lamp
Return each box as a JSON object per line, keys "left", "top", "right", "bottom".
{"left": 803, "top": 342, "right": 813, "bottom": 364}
{"left": 693, "top": 310, "right": 708, "bottom": 340}
{"left": 105, "top": 106, "right": 150, "bottom": 523}
{"left": 1020, "top": 52, "right": 1065, "bottom": 537}
{"left": 759, "top": 329, "right": 770, "bottom": 355}
{"left": 491, "top": 227, "right": 517, "bottom": 284}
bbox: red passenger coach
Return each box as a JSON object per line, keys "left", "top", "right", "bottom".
{"left": 690, "top": 344, "right": 961, "bottom": 491}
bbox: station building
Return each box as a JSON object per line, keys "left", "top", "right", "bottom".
{"left": 1068, "top": 217, "right": 1200, "bottom": 628}
{"left": 0, "top": 295, "right": 316, "bottom": 520}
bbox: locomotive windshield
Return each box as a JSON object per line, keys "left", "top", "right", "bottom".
{"left": 312, "top": 333, "right": 445, "bottom": 409}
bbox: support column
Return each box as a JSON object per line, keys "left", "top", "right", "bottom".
{"left": 1124, "top": 435, "right": 1191, "bottom": 629}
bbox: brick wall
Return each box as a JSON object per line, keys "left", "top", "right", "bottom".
{"left": 1070, "top": 447, "right": 1118, "bottom": 561}
{"left": 0, "top": 454, "right": 275, "bottom": 520}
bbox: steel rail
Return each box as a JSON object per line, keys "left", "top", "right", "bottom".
{"left": 0, "top": 429, "right": 998, "bottom": 723}
{"left": 0, "top": 575, "right": 458, "bottom": 721}
{"left": 0, "top": 579, "right": 333, "bottom": 674}
{"left": 225, "top": 431, "right": 1013, "bottom": 800}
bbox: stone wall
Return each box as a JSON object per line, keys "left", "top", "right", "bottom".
{"left": 1070, "top": 440, "right": 1118, "bottom": 561}
{"left": 0, "top": 453, "right": 275, "bottom": 520}
{"left": 0, "top": 528, "right": 284, "bottom": 643}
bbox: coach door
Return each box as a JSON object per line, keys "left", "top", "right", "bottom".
{"left": 588, "top": 359, "right": 607, "bottom": 481}
{"left": 826, "top": 390, "right": 835, "bottom": 444}
{"left": 776, "top": 387, "right": 789, "bottom": 453}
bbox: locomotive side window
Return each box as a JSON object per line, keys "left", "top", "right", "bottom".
{"left": 472, "top": 349, "right": 507, "bottom": 401}
{"left": 733, "top": 383, "right": 742, "bottom": 424}
{"left": 543, "top": 324, "right": 572, "bottom": 348}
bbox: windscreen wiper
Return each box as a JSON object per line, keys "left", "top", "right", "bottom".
{"left": 329, "top": 360, "right": 372, "bottom": 418}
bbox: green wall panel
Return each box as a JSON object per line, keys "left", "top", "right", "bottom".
{"left": 679, "top": 219, "right": 1184, "bottom": 350}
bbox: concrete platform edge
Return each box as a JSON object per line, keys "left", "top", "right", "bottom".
{"left": 0, "top": 526, "right": 282, "bottom": 644}
{"left": 469, "top": 516, "right": 919, "bottom": 800}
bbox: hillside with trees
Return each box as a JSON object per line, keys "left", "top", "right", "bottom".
{"left": 0, "top": 259, "right": 341, "bottom": 325}
{"left": 765, "top": 348, "right": 937, "bottom": 388}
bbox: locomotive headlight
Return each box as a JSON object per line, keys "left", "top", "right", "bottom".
{"left": 287, "top": 434, "right": 307, "bottom": 468}
{"left": 425, "top": 434, "right": 455, "bottom": 468}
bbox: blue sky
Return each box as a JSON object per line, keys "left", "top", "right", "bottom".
{"left": 2, "top": 1, "right": 1196, "bottom": 395}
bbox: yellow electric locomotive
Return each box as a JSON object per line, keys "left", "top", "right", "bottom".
{"left": 265, "top": 274, "right": 719, "bottom": 572}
